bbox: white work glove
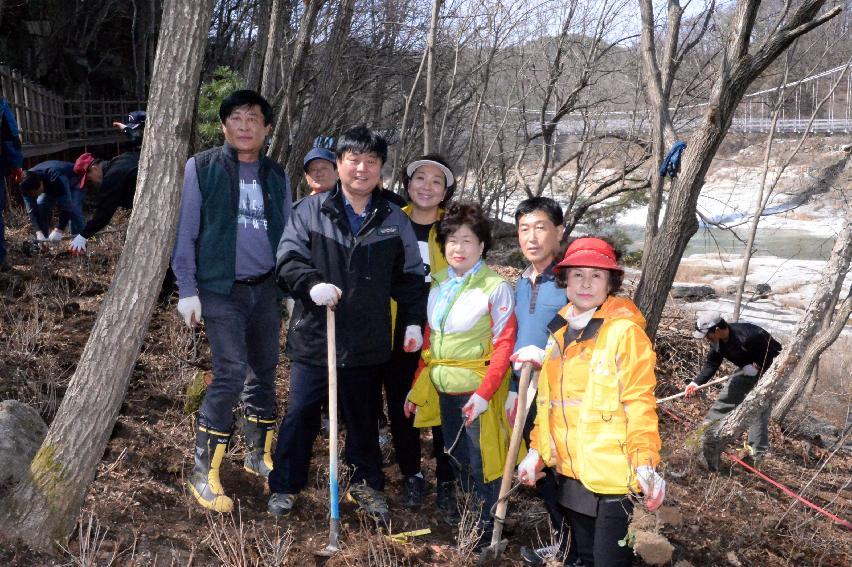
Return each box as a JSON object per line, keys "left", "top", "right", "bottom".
{"left": 70, "top": 234, "right": 87, "bottom": 255}
{"left": 505, "top": 391, "right": 518, "bottom": 425}
{"left": 510, "top": 345, "right": 546, "bottom": 372}
{"left": 741, "top": 364, "right": 759, "bottom": 377}
{"left": 517, "top": 448, "right": 545, "bottom": 486}
{"left": 636, "top": 465, "right": 666, "bottom": 511}
{"left": 403, "top": 325, "right": 423, "bottom": 352}
{"left": 462, "top": 393, "right": 488, "bottom": 426}
{"left": 177, "top": 296, "right": 202, "bottom": 328}
{"left": 35, "top": 231, "right": 49, "bottom": 253}
{"left": 403, "top": 391, "right": 418, "bottom": 419}
{"left": 48, "top": 228, "right": 64, "bottom": 242}
{"left": 684, "top": 381, "right": 699, "bottom": 398}
{"left": 309, "top": 283, "right": 342, "bottom": 307}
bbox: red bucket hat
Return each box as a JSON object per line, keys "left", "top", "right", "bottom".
{"left": 555, "top": 237, "right": 623, "bottom": 273}
{"left": 73, "top": 152, "right": 96, "bottom": 188}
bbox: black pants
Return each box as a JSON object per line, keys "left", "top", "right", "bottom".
{"left": 269, "top": 361, "right": 384, "bottom": 494}
{"left": 566, "top": 495, "right": 633, "bottom": 567}
{"left": 381, "top": 347, "right": 454, "bottom": 483}
{"left": 522, "top": 391, "right": 573, "bottom": 559}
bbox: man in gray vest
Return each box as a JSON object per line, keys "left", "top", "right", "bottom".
{"left": 172, "top": 90, "right": 292, "bottom": 512}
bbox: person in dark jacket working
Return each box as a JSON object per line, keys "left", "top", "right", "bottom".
{"left": 685, "top": 311, "right": 783, "bottom": 465}
{"left": 268, "top": 125, "right": 426, "bottom": 524}
{"left": 19, "top": 160, "right": 86, "bottom": 245}
{"left": 69, "top": 150, "right": 137, "bottom": 254}
{"left": 172, "top": 90, "right": 291, "bottom": 513}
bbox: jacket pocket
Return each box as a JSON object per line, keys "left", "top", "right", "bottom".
{"left": 578, "top": 414, "right": 630, "bottom": 494}
{"left": 587, "top": 363, "right": 621, "bottom": 413}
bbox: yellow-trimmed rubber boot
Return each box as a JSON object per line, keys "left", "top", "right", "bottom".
{"left": 188, "top": 423, "right": 234, "bottom": 513}
{"left": 243, "top": 414, "right": 275, "bottom": 478}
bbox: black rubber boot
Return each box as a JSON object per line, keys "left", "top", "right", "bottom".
{"left": 243, "top": 413, "right": 275, "bottom": 478}
{"left": 187, "top": 422, "right": 233, "bottom": 513}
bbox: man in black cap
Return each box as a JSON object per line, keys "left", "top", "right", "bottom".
{"left": 303, "top": 136, "right": 338, "bottom": 195}
{"left": 685, "top": 311, "right": 783, "bottom": 464}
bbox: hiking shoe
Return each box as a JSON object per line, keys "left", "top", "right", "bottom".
{"left": 436, "top": 481, "right": 461, "bottom": 526}
{"left": 402, "top": 475, "right": 426, "bottom": 508}
{"left": 347, "top": 480, "right": 391, "bottom": 524}
{"left": 520, "top": 544, "right": 559, "bottom": 566}
{"left": 267, "top": 493, "right": 296, "bottom": 517}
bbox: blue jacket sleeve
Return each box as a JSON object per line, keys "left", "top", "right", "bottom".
{"left": 0, "top": 101, "right": 23, "bottom": 171}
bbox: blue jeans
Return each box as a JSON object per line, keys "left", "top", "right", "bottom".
{"left": 269, "top": 361, "right": 385, "bottom": 494}
{"left": 197, "top": 277, "right": 281, "bottom": 431}
{"left": 439, "top": 393, "right": 500, "bottom": 528}
{"left": 23, "top": 188, "right": 85, "bottom": 235}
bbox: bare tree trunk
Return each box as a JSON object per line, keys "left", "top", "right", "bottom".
{"left": 0, "top": 0, "right": 214, "bottom": 552}
{"left": 267, "top": 0, "right": 324, "bottom": 163}
{"left": 773, "top": 287, "right": 852, "bottom": 422}
{"left": 284, "top": 0, "right": 356, "bottom": 194}
{"left": 704, "top": 210, "right": 852, "bottom": 464}
{"left": 422, "top": 0, "right": 442, "bottom": 154}
{"left": 387, "top": 49, "right": 427, "bottom": 192}
{"left": 260, "top": 0, "right": 293, "bottom": 101}
{"left": 634, "top": 0, "right": 840, "bottom": 340}
{"left": 246, "top": 0, "right": 273, "bottom": 91}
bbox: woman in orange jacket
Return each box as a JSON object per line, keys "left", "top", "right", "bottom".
{"left": 511, "top": 237, "right": 664, "bottom": 567}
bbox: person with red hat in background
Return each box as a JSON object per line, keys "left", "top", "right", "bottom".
{"left": 19, "top": 159, "right": 90, "bottom": 250}
{"left": 69, "top": 148, "right": 136, "bottom": 255}
{"left": 0, "top": 92, "right": 24, "bottom": 271}
{"left": 512, "top": 236, "right": 664, "bottom": 567}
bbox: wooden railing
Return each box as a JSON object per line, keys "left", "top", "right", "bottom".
{"left": 0, "top": 65, "right": 145, "bottom": 158}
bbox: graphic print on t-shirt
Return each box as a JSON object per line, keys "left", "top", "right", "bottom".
{"left": 418, "top": 240, "right": 432, "bottom": 282}
{"left": 238, "top": 179, "right": 268, "bottom": 231}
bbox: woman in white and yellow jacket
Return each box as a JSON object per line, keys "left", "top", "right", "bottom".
{"left": 512, "top": 237, "right": 663, "bottom": 567}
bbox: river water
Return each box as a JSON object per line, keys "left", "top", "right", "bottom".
{"left": 618, "top": 224, "right": 836, "bottom": 261}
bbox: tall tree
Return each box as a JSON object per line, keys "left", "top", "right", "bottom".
{"left": 634, "top": 0, "right": 841, "bottom": 339}
{"left": 422, "top": 0, "right": 442, "bottom": 153}
{"left": 283, "top": 0, "right": 356, "bottom": 193}
{"left": 0, "top": 0, "right": 215, "bottom": 552}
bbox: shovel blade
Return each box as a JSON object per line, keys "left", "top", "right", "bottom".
{"left": 477, "top": 539, "right": 508, "bottom": 565}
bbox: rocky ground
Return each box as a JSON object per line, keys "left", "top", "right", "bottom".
{"left": 0, "top": 210, "right": 850, "bottom": 566}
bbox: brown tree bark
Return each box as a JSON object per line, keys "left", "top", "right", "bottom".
{"left": 246, "top": 0, "right": 273, "bottom": 91}
{"left": 703, "top": 209, "right": 852, "bottom": 467}
{"left": 267, "top": 0, "right": 324, "bottom": 164}
{"left": 634, "top": 0, "right": 840, "bottom": 340}
{"left": 260, "top": 0, "right": 294, "bottom": 102}
{"left": 283, "top": 0, "right": 356, "bottom": 194}
{"left": 422, "top": 0, "right": 442, "bottom": 154}
{"left": 0, "top": 0, "right": 215, "bottom": 552}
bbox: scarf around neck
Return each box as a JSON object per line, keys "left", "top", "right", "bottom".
{"left": 432, "top": 259, "right": 483, "bottom": 328}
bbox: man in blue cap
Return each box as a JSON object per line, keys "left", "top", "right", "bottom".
{"left": 303, "top": 136, "right": 338, "bottom": 195}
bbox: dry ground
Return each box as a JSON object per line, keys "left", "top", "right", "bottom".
{"left": 0, "top": 211, "right": 849, "bottom": 566}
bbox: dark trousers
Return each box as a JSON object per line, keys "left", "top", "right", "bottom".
{"left": 521, "top": 389, "right": 571, "bottom": 556}
{"left": 269, "top": 361, "right": 385, "bottom": 494}
{"left": 439, "top": 393, "right": 500, "bottom": 528}
{"left": 0, "top": 177, "right": 6, "bottom": 264}
{"left": 567, "top": 496, "right": 633, "bottom": 567}
{"left": 381, "top": 347, "right": 454, "bottom": 482}
{"left": 705, "top": 373, "right": 770, "bottom": 454}
{"left": 198, "top": 278, "right": 280, "bottom": 431}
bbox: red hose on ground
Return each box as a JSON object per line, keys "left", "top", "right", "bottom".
{"left": 659, "top": 404, "right": 852, "bottom": 530}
